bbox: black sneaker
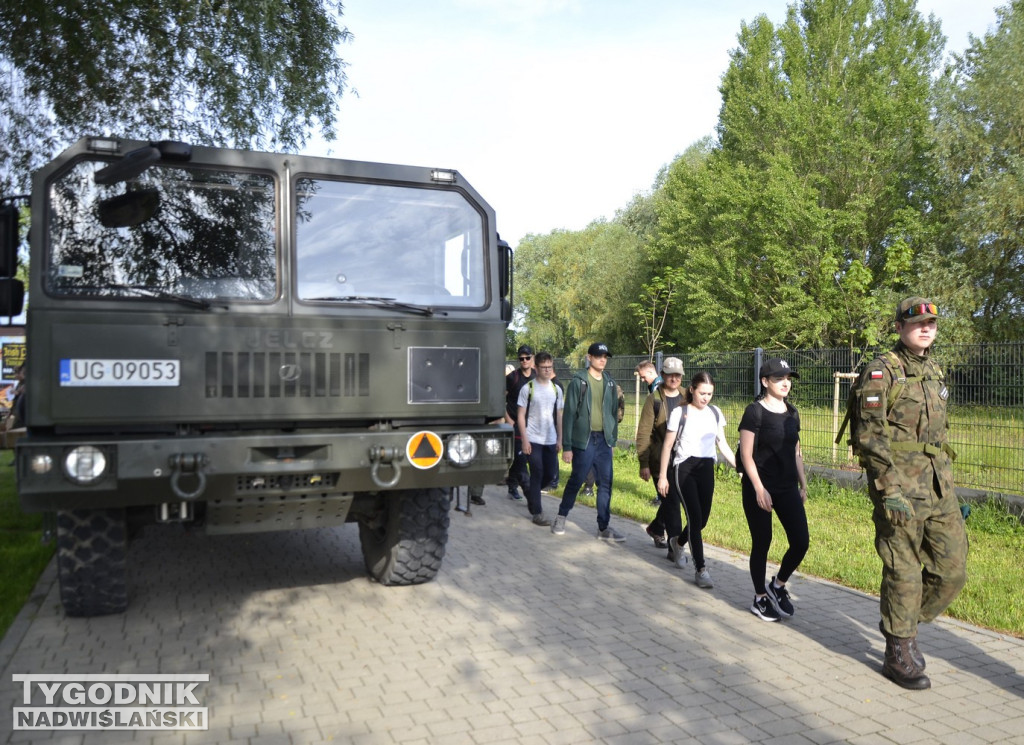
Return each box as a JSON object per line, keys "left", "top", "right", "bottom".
{"left": 765, "top": 576, "right": 794, "bottom": 617}
{"left": 470, "top": 495, "right": 486, "bottom": 506}
{"left": 750, "top": 595, "right": 780, "bottom": 622}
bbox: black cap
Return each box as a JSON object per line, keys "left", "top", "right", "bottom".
{"left": 759, "top": 358, "right": 799, "bottom": 379}
{"left": 587, "top": 342, "right": 612, "bottom": 357}
{"left": 517, "top": 345, "right": 534, "bottom": 357}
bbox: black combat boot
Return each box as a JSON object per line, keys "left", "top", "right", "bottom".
{"left": 882, "top": 631, "right": 931, "bottom": 690}
{"left": 880, "top": 621, "right": 925, "bottom": 670}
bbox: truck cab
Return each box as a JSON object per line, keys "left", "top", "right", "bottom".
{"left": 3, "top": 137, "right": 513, "bottom": 616}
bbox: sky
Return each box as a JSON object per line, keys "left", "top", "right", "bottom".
{"left": 304, "top": 0, "right": 1002, "bottom": 248}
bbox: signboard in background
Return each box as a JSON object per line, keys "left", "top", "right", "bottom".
{"left": 2, "top": 336, "right": 26, "bottom": 381}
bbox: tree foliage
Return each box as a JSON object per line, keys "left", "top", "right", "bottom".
{"left": 655, "top": 0, "right": 944, "bottom": 351}
{"left": 513, "top": 221, "right": 646, "bottom": 359}
{"left": 935, "top": 0, "right": 1024, "bottom": 341}
{"left": 0, "top": 0, "right": 351, "bottom": 192}
{"left": 511, "top": 0, "right": 1024, "bottom": 353}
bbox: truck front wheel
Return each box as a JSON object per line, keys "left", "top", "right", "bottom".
{"left": 358, "top": 488, "right": 450, "bottom": 585}
{"left": 56, "top": 508, "right": 128, "bottom": 617}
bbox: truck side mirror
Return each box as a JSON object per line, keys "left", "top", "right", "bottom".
{"left": 0, "top": 202, "right": 19, "bottom": 277}
{"left": 497, "top": 238, "right": 513, "bottom": 324}
{"left": 0, "top": 278, "right": 25, "bottom": 316}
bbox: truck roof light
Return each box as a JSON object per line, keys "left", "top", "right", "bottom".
{"left": 430, "top": 169, "right": 457, "bottom": 184}
{"left": 88, "top": 138, "right": 121, "bottom": 154}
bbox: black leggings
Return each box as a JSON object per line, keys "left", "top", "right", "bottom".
{"left": 742, "top": 479, "right": 809, "bottom": 595}
{"left": 666, "top": 457, "right": 715, "bottom": 570}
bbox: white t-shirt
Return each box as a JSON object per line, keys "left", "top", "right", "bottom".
{"left": 666, "top": 403, "right": 726, "bottom": 465}
{"left": 517, "top": 380, "right": 564, "bottom": 446}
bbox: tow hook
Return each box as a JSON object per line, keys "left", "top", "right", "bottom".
{"left": 369, "top": 446, "right": 402, "bottom": 488}
{"left": 169, "top": 453, "right": 208, "bottom": 500}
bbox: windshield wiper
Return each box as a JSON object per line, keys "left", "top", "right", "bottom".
{"left": 76, "top": 284, "right": 222, "bottom": 310}
{"left": 307, "top": 295, "right": 443, "bottom": 316}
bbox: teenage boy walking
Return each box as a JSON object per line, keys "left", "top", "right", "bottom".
{"left": 516, "top": 351, "right": 563, "bottom": 526}
{"left": 552, "top": 343, "right": 625, "bottom": 542}
{"left": 504, "top": 345, "right": 535, "bottom": 499}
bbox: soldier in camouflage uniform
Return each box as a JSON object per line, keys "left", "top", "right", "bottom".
{"left": 852, "top": 297, "right": 967, "bottom": 690}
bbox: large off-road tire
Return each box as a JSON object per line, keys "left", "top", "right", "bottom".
{"left": 56, "top": 508, "right": 128, "bottom": 617}
{"left": 358, "top": 488, "right": 450, "bottom": 586}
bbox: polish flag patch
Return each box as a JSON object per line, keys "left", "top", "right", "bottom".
{"left": 870, "top": 370, "right": 884, "bottom": 379}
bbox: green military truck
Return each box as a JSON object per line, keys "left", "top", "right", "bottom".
{"left": 0, "top": 137, "right": 513, "bottom": 616}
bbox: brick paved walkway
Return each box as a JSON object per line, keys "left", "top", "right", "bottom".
{"left": 2, "top": 486, "right": 1023, "bottom": 744}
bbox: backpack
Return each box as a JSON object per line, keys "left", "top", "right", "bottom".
{"left": 671, "top": 403, "right": 722, "bottom": 463}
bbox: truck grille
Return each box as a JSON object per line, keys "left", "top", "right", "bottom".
{"left": 205, "top": 352, "right": 369, "bottom": 398}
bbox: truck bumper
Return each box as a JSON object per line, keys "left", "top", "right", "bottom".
{"left": 16, "top": 426, "right": 513, "bottom": 512}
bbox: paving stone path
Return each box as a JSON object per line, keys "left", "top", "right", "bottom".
{"left": 2, "top": 486, "right": 1022, "bottom": 744}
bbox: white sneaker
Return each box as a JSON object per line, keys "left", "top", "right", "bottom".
{"left": 695, "top": 568, "right": 714, "bottom": 589}
{"left": 668, "top": 536, "right": 689, "bottom": 568}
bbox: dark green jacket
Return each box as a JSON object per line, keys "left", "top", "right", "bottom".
{"left": 562, "top": 369, "right": 620, "bottom": 451}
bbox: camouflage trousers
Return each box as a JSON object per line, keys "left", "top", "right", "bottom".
{"left": 869, "top": 476, "right": 968, "bottom": 638}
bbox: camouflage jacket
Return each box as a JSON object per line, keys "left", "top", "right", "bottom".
{"left": 853, "top": 341, "right": 955, "bottom": 501}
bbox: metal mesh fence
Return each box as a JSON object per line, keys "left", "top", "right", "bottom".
{"left": 535, "top": 344, "right": 1024, "bottom": 498}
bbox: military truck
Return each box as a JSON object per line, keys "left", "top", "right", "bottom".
{"left": 0, "top": 137, "right": 514, "bottom": 616}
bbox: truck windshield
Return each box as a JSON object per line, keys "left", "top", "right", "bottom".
{"left": 295, "top": 178, "right": 486, "bottom": 308}
{"left": 46, "top": 160, "right": 277, "bottom": 301}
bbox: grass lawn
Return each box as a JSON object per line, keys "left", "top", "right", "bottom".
{"left": 0, "top": 461, "right": 54, "bottom": 640}
{"left": 563, "top": 447, "right": 1024, "bottom": 638}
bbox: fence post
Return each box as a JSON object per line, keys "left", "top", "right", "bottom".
{"left": 833, "top": 371, "right": 859, "bottom": 463}
{"left": 753, "top": 348, "right": 764, "bottom": 398}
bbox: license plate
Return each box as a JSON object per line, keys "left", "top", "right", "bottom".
{"left": 60, "top": 359, "right": 181, "bottom": 387}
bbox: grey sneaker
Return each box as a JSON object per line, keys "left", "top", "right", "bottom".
{"left": 551, "top": 515, "right": 566, "bottom": 535}
{"left": 532, "top": 513, "right": 552, "bottom": 527}
{"left": 597, "top": 527, "right": 626, "bottom": 542}
{"left": 695, "top": 568, "right": 714, "bottom": 589}
{"left": 668, "top": 536, "right": 689, "bottom": 568}
{"left": 649, "top": 496, "right": 662, "bottom": 506}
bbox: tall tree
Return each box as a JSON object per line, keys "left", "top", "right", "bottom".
{"left": 0, "top": 0, "right": 351, "bottom": 192}
{"left": 657, "top": 0, "right": 945, "bottom": 351}
{"left": 513, "top": 221, "right": 645, "bottom": 358}
{"left": 935, "top": 0, "right": 1024, "bottom": 341}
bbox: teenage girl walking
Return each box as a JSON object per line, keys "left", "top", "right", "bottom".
{"left": 657, "top": 372, "right": 736, "bottom": 589}
{"left": 738, "top": 358, "right": 809, "bottom": 621}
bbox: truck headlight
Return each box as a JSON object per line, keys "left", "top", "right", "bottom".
{"left": 446, "top": 433, "right": 477, "bottom": 467}
{"left": 483, "top": 437, "right": 503, "bottom": 457}
{"left": 30, "top": 454, "right": 54, "bottom": 474}
{"left": 63, "top": 446, "right": 108, "bottom": 484}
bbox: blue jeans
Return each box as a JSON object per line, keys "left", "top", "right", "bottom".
{"left": 558, "top": 432, "right": 614, "bottom": 531}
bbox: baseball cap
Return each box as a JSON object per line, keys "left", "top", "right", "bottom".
{"left": 661, "top": 357, "right": 684, "bottom": 375}
{"left": 896, "top": 297, "right": 938, "bottom": 323}
{"left": 587, "top": 342, "right": 612, "bottom": 357}
{"left": 516, "top": 345, "right": 534, "bottom": 357}
{"left": 759, "top": 358, "right": 799, "bottom": 379}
